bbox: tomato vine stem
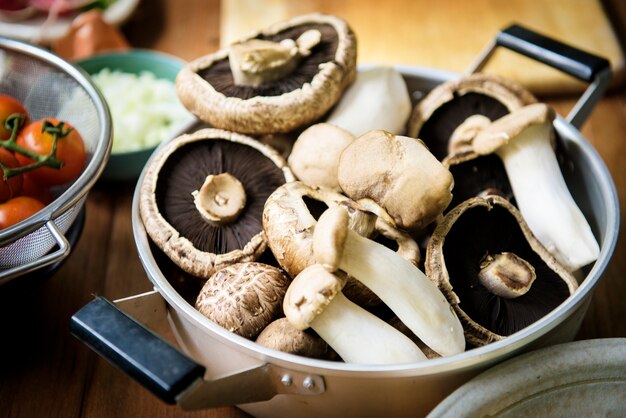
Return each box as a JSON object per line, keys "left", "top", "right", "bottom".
{"left": 0, "top": 115, "right": 66, "bottom": 179}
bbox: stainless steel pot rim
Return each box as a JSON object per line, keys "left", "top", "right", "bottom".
{"left": 0, "top": 36, "right": 112, "bottom": 245}
{"left": 132, "top": 67, "right": 619, "bottom": 377}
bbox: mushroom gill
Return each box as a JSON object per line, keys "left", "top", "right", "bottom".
{"left": 176, "top": 13, "right": 357, "bottom": 135}
{"left": 444, "top": 153, "right": 515, "bottom": 211}
{"left": 140, "top": 128, "right": 293, "bottom": 279}
{"left": 156, "top": 139, "right": 286, "bottom": 254}
{"left": 426, "top": 196, "right": 577, "bottom": 346}
{"left": 407, "top": 73, "right": 537, "bottom": 161}
{"left": 199, "top": 23, "right": 340, "bottom": 99}
{"left": 418, "top": 93, "right": 510, "bottom": 160}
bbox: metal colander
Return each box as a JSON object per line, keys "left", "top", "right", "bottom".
{"left": 0, "top": 36, "right": 112, "bottom": 284}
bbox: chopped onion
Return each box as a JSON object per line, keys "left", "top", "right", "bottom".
{"left": 91, "top": 68, "right": 194, "bottom": 153}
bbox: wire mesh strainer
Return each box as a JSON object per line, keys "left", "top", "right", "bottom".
{"left": 0, "top": 36, "right": 111, "bottom": 284}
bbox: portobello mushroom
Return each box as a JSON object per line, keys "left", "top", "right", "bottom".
{"left": 425, "top": 195, "right": 578, "bottom": 346}
{"left": 407, "top": 73, "right": 537, "bottom": 161}
{"left": 176, "top": 13, "right": 357, "bottom": 135}
{"left": 140, "top": 128, "right": 294, "bottom": 279}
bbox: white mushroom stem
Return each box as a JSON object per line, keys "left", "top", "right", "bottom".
{"left": 314, "top": 206, "right": 465, "bottom": 357}
{"left": 325, "top": 66, "right": 412, "bottom": 136}
{"left": 494, "top": 122, "right": 600, "bottom": 271}
{"left": 192, "top": 173, "right": 246, "bottom": 224}
{"left": 478, "top": 252, "right": 536, "bottom": 298}
{"left": 284, "top": 264, "right": 427, "bottom": 364}
{"left": 448, "top": 114, "right": 492, "bottom": 155}
{"left": 311, "top": 291, "right": 427, "bottom": 364}
{"left": 229, "top": 29, "right": 321, "bottom": 87}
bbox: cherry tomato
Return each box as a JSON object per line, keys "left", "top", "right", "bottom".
{"left": 0, "top": 196, "right": 45, "bottom": 230}
{"left": 0, "top": 148, "right": 23, "bottom": 203}
{"left": 0, "top": 94, "right": 29, "bottom": 140}
{"left": 15, "top": 118, "right": 86, "bottom": 187}
{"left": 20, "top": 173, "right": 53, "bottom": 205}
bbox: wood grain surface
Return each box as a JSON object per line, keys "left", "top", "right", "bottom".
{"left": 0, "top": 1, "right": 625, "bottom": 417}
{"left": 221, "top": 0, "right": 625, "bottom": 95}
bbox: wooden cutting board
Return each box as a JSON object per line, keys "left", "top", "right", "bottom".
{"left": 220, "top": 0, "right": 624, "bottom": 96}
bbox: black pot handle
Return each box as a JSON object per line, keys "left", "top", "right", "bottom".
{"left": 468, "top": 23, "right": 612, "bottom": 129}
{"left": 70, "top": 297, "right": 205, "bottom": 404}
{"left": 71, "top": 295, "right": 326, "bottom": 410}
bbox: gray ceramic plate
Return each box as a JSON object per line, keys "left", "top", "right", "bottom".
{"left": 428, "top": 338, "right": 626, "bottom": 417}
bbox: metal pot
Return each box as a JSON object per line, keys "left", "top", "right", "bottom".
{"left": 71, "top": 24, "right": 619, "bottom": 417}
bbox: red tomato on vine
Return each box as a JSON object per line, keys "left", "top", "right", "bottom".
{"left": 0, "top": 95, "right": 29, "bottom": 140}
{"left": 0, "top": 148, "right": 23, "bottom": 203}
{"left": 0, "top": 196, "right": 45, "bottom": 230}
{"left": 20, "top": 173, "right": 53, "bottom": 205}
{"left": 15, "top": 118, "right": 86, "bottom": 187}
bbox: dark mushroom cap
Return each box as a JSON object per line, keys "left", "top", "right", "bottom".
{"left": 140, "top": 128, "right": 294, "bottom": 279}
{"left": 407, "top": 73, "right": 537, "bottom": 161}
{"left": 425, "top": 195, "right": 578, "bottom": 346}
{"left": 176, "top": 13, "right": 357, "bottom": 135}
{"left": 195, "top": 262, "right": 290, "bottom": 339}
{"left": 443, "top": 153, "right": 515, "bottom": 211}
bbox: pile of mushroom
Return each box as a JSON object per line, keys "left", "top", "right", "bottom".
{"left": 138, "top": 13, "right": 601, "bottom": 365}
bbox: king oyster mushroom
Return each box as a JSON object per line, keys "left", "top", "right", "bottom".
{"left": 425, "top": 195, "right": 578, "bottom": 346}
{"left": 263, "top": 181, "right": 423, "bottom": 307}
{"left": 196, "top": 262, "right": 290, "bottom": 339}
{"left": 283, "top": 264, "right": 428, "bottom": 364}
{"left": 176, "top": 13, "right": 357, "bottom": 135}
{"left": 337, "top": 130, "right": 454, "bottom": 235}
{"left": 140, "top": 128, "right": 294, "bottom": 279}
{"left": 325, "top": 66, "right": 412, "bottom": 136}
{"left": 407, "top": 72, "right": 537, "bottom": 161}
{"left": 312, "top": 205, "right": 465, "bottom": 357}
{"left": 468, "top": 103, "right": 600, "bottom": 272}
{"left": 263, "top": 181, "right": 375, "bottom": 278}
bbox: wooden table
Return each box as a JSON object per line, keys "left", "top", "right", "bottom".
{"left": 1, "top": 1, "right": 625, "bottom": 417}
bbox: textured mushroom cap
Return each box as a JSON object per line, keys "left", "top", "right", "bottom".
{"left": 255, "top": 317, "right": 335, "bottom": 359}
{"left": 472, "top": 103, "right": 556, "bottom": 155}
{"left": 425, "top": 195, "right": 578, "bottom": 346}
{"left": 195, "top": 262, "right": 291, "bottom": 339}
{"left": 283, "top": 264, "right": 347, "bottom": 330}
{"left": 176, "top": 13, "right": 357, "bottom": 135}
{"left": 407, "top": 72, "right": 537, "bottom": 161}
{"left": 338, "top": 130, "right": 454, "bottom": 233}
{"left": 288, "top": 123, "right": 355, "bottom": 191}
{"left": 140, "top": 128, "right": 294, "bottom": 279}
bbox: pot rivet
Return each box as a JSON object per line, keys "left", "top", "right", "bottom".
{"left": 281, "top": 374, "right": 293, "bottom": 386}
{"left": 303, "top": 377, "right": 316, "bottom": 390}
